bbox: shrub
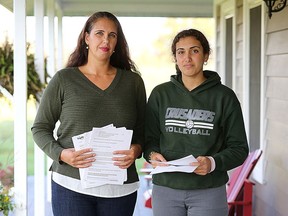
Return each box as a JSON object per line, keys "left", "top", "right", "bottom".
{"left": 0, "top": 163, "right": 14, "bottom": 216}
{"left": 0, "top": 38, "right": 49, "bottom": 102}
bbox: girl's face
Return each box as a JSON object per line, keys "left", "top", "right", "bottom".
{"left": 85, "top": 18, "right": 118, "bottom": 61}
{"left": 175, "top": 36, "right": 208, "bottom": 79}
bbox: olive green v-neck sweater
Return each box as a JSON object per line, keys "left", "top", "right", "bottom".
{"left": 32, "top": 67, "right": 146, "bottom": 183}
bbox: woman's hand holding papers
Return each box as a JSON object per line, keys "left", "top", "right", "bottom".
{"left": 113, "top": 144, "right": 142, "bottom": 169}
{"left": 60, "top": 148, "right": 96, "bottom": 168}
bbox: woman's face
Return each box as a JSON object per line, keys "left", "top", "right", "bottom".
{"left": 175, "top": 36, "right": 208, "bottom": 79}
{"left": 85, "top": 18, "right": 118, "bottom": 61}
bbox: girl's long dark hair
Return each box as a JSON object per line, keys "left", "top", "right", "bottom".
{"left": 66, "top": 11, "right": 137, "bottom": 72}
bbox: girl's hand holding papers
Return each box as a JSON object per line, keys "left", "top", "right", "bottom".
{"left": 149, "top": 152, "right": 167, "bottom": 168}
{"left": 60, "top": 148, "right": 96, "bottom": 168}
{"left": 191, "top": 156, "right": 211, "bottom": 176}
{"left": 150, "top": 155, "right": 211, "bottom": 176}
{"left": 149, "top": 155, "right": 199, "bottom": 175}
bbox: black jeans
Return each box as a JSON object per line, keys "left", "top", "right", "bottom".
{"left": 52, "top": 180, "right": 137, "bottom": 216}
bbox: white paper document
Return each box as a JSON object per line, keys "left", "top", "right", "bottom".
{"left": 150, "top": 155, "right": 198, "bottom": 175}
{"left": 72, "top": 124, "right": 133, "bottom": 188}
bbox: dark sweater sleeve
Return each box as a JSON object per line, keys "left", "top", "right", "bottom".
{"left": 213, "top": 97, "right": 249, "bottom": 171}
{"left": 31, "top": 72, "right": 64, "bottom": 163}
{"left": 143, "top": 87, "right": 162, "bottom": 161}
{"left": 131, "top": 74, "right": 146, "bottom": 157}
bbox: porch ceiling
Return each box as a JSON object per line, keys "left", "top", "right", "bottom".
{"left": 0, "top": 0, "right": 213, "bottom": 17}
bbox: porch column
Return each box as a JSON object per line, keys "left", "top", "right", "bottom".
{"left": 57, "top": 7, "right": 64, "bottom": 70}
{"left": 46, "top": 0, "right": 56, "bottom": 203}
{"left": 47, "top": 0, "right": 56, "bottom": 77}
{"left": 13, "top": 0, "right": 28, "bottom": 215}
{"left": 34, "top": 0, "right": 46, "bottom": 215}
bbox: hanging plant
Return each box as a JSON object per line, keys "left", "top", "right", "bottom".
{"left": 0, "top": 39, "right": 49, "bottom": 102}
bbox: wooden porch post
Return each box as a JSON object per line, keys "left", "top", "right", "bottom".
{"left": 13, "top": 0, "right": 28, "bottom": 215}
{"left": 34, "top": 0, "right": 46, "bottom": 215}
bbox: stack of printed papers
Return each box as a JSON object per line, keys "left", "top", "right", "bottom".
{"left": 72, "top": 124, "right": 133, "bottom": 188}
{"left": 150, "top": 155, "right": 198, "bottom": 175}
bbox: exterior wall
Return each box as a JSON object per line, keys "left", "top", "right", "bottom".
{"left": 215, "top": 0, "right": 288, "bottom": 215}
{"left": 215, "top": 4, "right": 221, "bottom": 76}
{"left": 235, "top": 0, "right": 244, "bottom": 102}
{"left": 215, "top": 0, "right": 245, "bottom": 103}
{"left": 253, "top": 5, "right": 288, "bottom": 216}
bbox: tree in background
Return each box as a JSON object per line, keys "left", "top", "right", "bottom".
{"left": 137, "top": 18, "right": 215, "bottom": 67}
{"left": 134, "top": 18, "right": 215, "bottom": 96}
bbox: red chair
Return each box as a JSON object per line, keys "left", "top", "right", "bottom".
{"left": 227, "top": 149, "right": 262, "bottom": 216}
{"left": 143, "top": 189, "right": 152, "bottom": 208}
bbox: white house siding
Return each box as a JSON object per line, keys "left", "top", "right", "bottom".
{"left": 235, "top": 2, "right": 244, "bottom": 102}
{"left": 253, "top": 5, "right": 288, "bottom": 216}
{"left": 214, "top": 0, "right": 245, "bottom": 102}
{"left": 215, "top": 0, "right": 288, "bottom": 215}
{"left": 215, "top": 11, "right": 221, "bottom": 78}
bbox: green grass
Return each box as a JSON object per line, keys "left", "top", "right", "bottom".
{"left": 0, "top": 120, "right": 35, "bottom": 175}
{"left": 136, "top": 156, "right": 146, "bottom": 176}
